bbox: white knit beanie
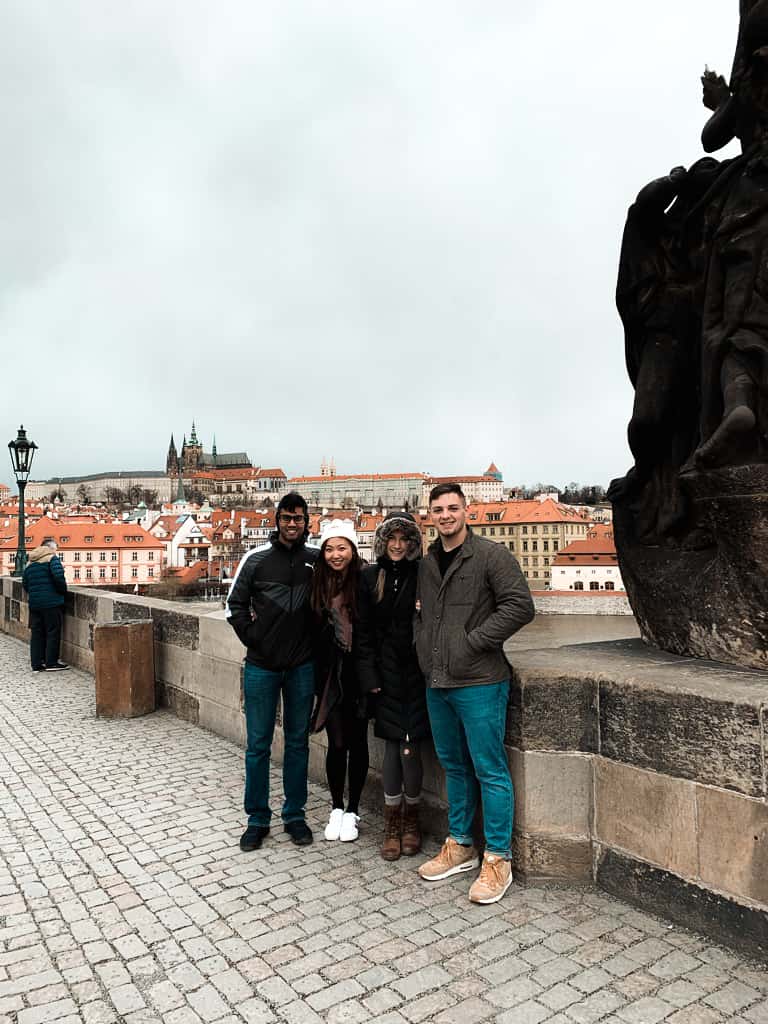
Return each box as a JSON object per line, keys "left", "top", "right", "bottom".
{"left": 320, "top": 518, "right": 358, "bottom": 550}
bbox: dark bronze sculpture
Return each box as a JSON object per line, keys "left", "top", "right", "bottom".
{"left": 611, "top": 1, "right": 768, "bottom": 668}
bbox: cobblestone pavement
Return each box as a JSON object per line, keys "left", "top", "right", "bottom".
{"left": 1, "top": 634, "right": 767, "bottom": 1024}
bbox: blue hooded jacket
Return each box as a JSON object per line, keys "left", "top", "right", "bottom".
{"left": 22, "top": 547, "right": 67, "bottom": 610}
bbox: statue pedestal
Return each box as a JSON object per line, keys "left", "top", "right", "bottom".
{"left": 613, "top": 464, "right": 768, "bottom": 670}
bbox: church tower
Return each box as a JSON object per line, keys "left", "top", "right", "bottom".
{"left": 166, "top": 434, "right": 179, "bottom": 476}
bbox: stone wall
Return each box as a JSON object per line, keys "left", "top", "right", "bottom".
{"left": 2, "top": 577, "right": 766, "bottom": 960}
{"left": 532, "top": 593, "right": 633, "bottom": 615}
{"left": 512, "top": 639, "right": 768, "bottom": 959}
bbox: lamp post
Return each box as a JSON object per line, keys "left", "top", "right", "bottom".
{"left": 8, "top": 425, "right": 38, "bottom": 577}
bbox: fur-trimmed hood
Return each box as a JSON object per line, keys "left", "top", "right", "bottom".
{"left": 373, "top": 512, "right": 422, "bottom": 561}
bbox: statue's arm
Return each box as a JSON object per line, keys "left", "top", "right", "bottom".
{"left": 701, "top": 69, "right": 738, "bottom": 152}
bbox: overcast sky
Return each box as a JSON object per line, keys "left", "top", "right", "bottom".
{"left": 2, "top": 1, "right": 740, "bottom": 491}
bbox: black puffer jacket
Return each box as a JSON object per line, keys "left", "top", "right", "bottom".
{"left": 226, "top": 536, "right": 318, "bottom": 670}
{"left": 356, "top": 558, "right": 429, "bottom": 742}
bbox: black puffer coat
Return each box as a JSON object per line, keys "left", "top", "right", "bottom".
{"left": 356, "top": 557, "right": 430, "bottom": 742}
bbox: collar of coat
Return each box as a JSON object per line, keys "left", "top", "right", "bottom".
{"left": 427, "top": 525, "right": 475, "bottom": 562}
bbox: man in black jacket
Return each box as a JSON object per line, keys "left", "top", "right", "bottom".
{"left": 226, "top": 492, "right": 318, "bottom": 850}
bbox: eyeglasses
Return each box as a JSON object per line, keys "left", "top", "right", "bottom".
{"left": 279, "top": 513, "right": 306, "bottom": 524}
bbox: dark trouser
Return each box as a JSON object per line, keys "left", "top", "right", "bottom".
{"left": 325, "top": 706, "right": 370, "bottom": 814}
{"left": 243, "top": 660, "right": 315, "bottom": 828}
{"left": 29, "top": 607, "right": 63, "bottom": 669}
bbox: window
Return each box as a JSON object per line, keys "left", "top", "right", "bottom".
{"left": 590, "top": 581, "right": 600, "bottom": 590}
{"left": 522, "top": 541, "right": 528, "bottom": 553}
{"left": 60, "top": 536, "right": 69, "bottom": 543}
{"left": 481, "top": 527, "right": 486, "bottom": 536}
{"left": 532, "top": 541, "right": 538, "bottom": 551}
{"left": 522, "top": 525, "right": 528, "bottom": 534}
{"left": 104, "top": 535, "right": 113, "bottom": 542}
{"left": 99, "top": 552, "right": 106, "bottom": 561}
{"left": 543, "top": 541, "right": 549, "bottom": 552}
{"left": 573, "top": 581, "right": 584, "bottom": 590}
{"left": 148, "top": 552, "right": 154, "bottom": 561}
{"left": 544, "top": 557, "right": 549, "bottom": 566}
{"left": 131, "top": 567, "right": 138, "bottom": 578}
{"left": 86, "top": 568, "right": 93, "bottom": 580}
{"left": 523, "top": 557, "right": 529, "bottom": 566}
{"left": 85, "top": 552, "right": 92, "bottom": 562}
{"left": 148, "top": 568, "right": 154, "bottom": 578}
{"left": 532, "top": 525, "right": 538, "bottom": 534}
{"left": 489, "top": 528, "right": 495, "bottom": 536}
{"left": 74, "top": 552, "right": 80, "bottom": 562}
{"left": 99, "top": 568, "right": 106, "bottom": 579}
{"left": 74, "top": 569, "right": 80, "bottom": 580}
{"left": 553, "top": 541, "right": 559, "bottom": 551}
{"left": 543, "top": 525, "right": 549, "bottom": 534}
{"left": 111, "top": 568, "right": 117, "bottom": 579}
{"left": 132, "top": 551, "right": 138, "bottom": 561}
{"left": 500, "top": 526, "right": 506, "bottom": 536}
{"left": 508, "top": 542, "right": 515, "bottom": 552}
{"left": 111, "top": 551, "right": 118, "bottom": 561}
{"left": 605, "top": 581, "right": 614, "bottom": 590}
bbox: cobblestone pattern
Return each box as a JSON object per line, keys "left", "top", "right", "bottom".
{"left": 1, "top": 633, "right": 767, "bottom": 1024}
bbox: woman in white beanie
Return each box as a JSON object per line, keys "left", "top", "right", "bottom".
{"left": 311, "top": 519, "right": 376, "bottom": 842}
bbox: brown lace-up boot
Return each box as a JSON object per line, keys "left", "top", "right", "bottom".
{"left": 381, "top": 803, "right": 402, "bottom": 861}
{"left": 401, "top": 802, "right": 422, "bottom": 856}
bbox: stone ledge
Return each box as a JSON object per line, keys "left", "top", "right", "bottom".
{"left": 596, "top": 846, "right": 768, "bottom": 963}
{"left": 513, "top": 639, "right": 768, "bottom": 797}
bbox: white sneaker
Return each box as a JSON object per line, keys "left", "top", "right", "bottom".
{"left": 324, "top": 808, "right": 344, "bottom": 841}
{"left": 339, "top": 812, "right": 360, "bottom": 842}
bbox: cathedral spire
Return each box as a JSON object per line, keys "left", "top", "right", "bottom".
{"left": 190, "top": 420, "right": 198, "bottom": 445}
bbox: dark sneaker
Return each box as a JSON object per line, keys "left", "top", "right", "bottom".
{"left": 284, "top": 820, "right": 313, "bottom": 846}
{"left": 32, "top": 666, "right": 46, "bottom": 672}
{"left": 239, "top": 826, "right": 269, "bottom": 852}
{"left": 46, "top": 663, "right": 69, "bottom": 671}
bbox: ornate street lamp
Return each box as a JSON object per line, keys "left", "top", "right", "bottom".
{"left": 8, "top": 425, "right": 38, "bottom": 577}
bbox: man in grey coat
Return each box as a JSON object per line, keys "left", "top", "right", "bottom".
{"left": 415, "top": 483, "right": 534, "bottom": 904}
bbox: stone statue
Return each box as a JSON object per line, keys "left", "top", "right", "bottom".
{"left": 610, "top": 2, "right": 768, "bottom": 668}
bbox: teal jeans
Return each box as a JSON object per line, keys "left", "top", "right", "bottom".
{"left": 426, "top": 680, "right": 513, "bottom": 858}
{"left": 243, "top": 660, "right": 315, "bottom": 828}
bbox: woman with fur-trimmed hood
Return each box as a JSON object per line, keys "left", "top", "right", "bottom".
{"left": 356, "top": 511, "right": 429, "bottom": 861}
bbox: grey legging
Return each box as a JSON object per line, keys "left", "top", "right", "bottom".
{"left": 382, "top": 739, "right": 423, "bottom": 801}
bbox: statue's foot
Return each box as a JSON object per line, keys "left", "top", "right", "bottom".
{"left": 694, "top": 405, "right": 756, "bottom": 468}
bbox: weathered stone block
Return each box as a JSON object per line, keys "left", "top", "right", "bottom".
{"left": 508, "top": 673, "right": 598, "bottom": 752}
{"left": 199, "top": 614, "right": 243, "bottom": 662}
{"left": 74, "top": 591, "right": 98, "bottom": 623}
{"left": 151, "top": 607, "right": 199, "bottom": 650}
{"left": 599, "top": 681, "right": 764, "bottom": 797}
{"left": 156, "top": 681, "right": 199, "bottom": 723}
{"left": 513, "top": 833, "right": 592, "bottom": 882}
{"left": 93, "top": 620, "right": 155, "bottom": 718}
{"left": 511, "top": 749, "right": 592, "bottom": 837}
{"left": 594, "top": 759, "right": 698, "bottom": 878}
{"left": 697, "top": 786, "right": 768, "bottom": 906}
{"left": 114, "top": 600, "right": 150, "bottom": 621}
{"left": 596, "top": 846, "right": 768, "bottom": 964}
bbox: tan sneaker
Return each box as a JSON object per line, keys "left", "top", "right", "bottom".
{"left": 418, "top": 837, "right": 479, "bottom": 881}
{"left": 468, "top": 852, "right": 513, "bottom": 904}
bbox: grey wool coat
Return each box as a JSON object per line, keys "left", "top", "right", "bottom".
{"left": 415, "top": 529, "right": 535, "bottom": 688}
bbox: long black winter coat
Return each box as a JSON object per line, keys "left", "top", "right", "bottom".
{"left": 356, "top": 558, "right": 429, "bottom": 742}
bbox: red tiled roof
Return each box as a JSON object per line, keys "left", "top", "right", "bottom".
{"left": 466, "top": 500, "right": 588, "bottom": 525}
{"left": 552, "top": 525, "right": 617, "bottom": 564}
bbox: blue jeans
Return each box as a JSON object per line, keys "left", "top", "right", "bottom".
{"left": 426, "top": 681, "right": 513, "bottom": 858}
{"left": 243, "top": 660, "right": 315, "bottom": 828}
